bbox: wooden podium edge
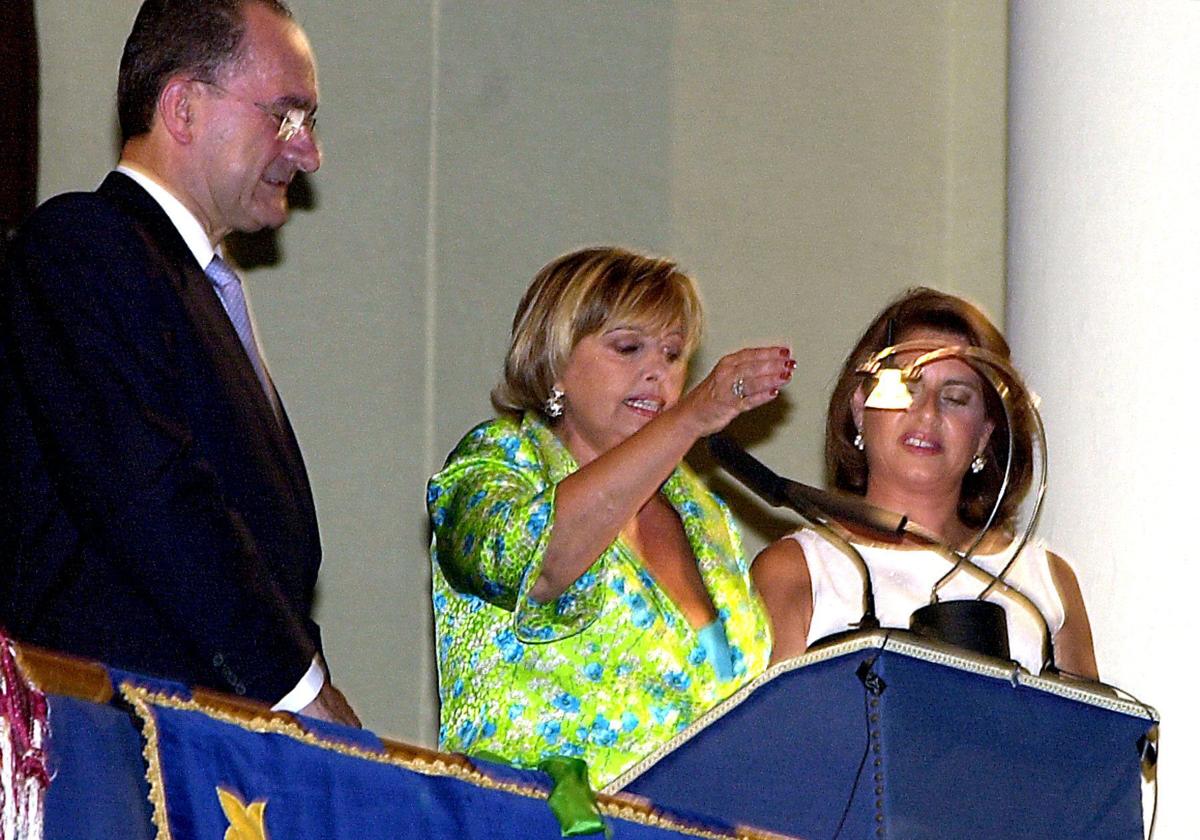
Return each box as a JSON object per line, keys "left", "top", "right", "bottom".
{"left": 15, "top": 643, "right": 116, "bottom": 705}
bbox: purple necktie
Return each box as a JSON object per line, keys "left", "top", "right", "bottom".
{"left": 204, "top": 255, "right": 281, "bottom": 421}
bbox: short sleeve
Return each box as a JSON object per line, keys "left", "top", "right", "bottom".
{"left": 427, "top": 418, "right": 607, "bottom": 642}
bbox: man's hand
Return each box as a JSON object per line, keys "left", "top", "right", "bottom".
{"left": 299, "top": 682, "right": 362, "bottom": 728}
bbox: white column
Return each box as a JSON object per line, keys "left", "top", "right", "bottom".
{"left": 1007, "top": 2, "right": 1200, "bottom": 832}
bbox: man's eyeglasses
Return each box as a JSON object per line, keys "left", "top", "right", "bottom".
{"left": 194, "top": 80, "right": 317, "bottom": 142}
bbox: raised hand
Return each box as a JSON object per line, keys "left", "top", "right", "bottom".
{"left": 533, "top": 345, "right": 794, "bottom": 602}
{"left": 674, "top": 346, "right": 795, "bottom": 437}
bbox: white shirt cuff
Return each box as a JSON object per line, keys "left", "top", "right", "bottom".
{"left": 271, "top": 654, "right": 325, "bottom": 712}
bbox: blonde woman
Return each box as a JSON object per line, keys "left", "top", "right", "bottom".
{"left": 427, "top": 246, "right": 794, "bottom": 786}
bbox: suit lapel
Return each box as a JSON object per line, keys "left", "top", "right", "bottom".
{"left": 97, "top": 173, "right": 317, "bottom": 516}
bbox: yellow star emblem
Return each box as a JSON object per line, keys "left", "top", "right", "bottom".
{"left": 216, "top": 787, "right": 270, "bottom": 840}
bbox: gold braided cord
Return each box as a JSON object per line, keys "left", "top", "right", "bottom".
{"left": 123, "top": 686, "right": 174, "bottom": 840}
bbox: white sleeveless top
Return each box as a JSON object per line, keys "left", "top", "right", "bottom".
{"left": 786, "top": 529, "right": 1066, "bottom": 673}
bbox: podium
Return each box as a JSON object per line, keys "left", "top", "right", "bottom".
{"left": 608, "top": 632, "right": 1156, "bottom": 840}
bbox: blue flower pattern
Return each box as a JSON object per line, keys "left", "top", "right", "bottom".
{"left": 428, "top": 415, "right": 771, "bottom": 788}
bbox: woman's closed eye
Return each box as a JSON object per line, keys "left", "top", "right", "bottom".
{"left": 939, "top": 386, "right": 977, "bottom": 407}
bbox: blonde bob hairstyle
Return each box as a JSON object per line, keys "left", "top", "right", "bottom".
{"left": 492, "top": 246, "right": 703, "bottom": 420}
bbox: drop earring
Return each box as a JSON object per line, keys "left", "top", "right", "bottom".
{"left": 544, "top": 386, "right": 565, "bottom": 419}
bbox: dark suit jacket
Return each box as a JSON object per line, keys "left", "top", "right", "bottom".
{"left": 1, "top": 172, "right": 322, "bottom": 702}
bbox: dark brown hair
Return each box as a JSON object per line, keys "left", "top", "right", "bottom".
{"left": 826, "top": 287, "right": 1034, "bottom": 529}
{"left": 117, "top": 0, "right": 293, "bottom": 142}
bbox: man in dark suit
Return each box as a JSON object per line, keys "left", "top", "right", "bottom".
{"left": 1, "top": 0, "right": 358, "bottom": 725}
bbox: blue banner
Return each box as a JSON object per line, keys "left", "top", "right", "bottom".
{"left": 122, "top": 684, "right": 785, "bottom": 840}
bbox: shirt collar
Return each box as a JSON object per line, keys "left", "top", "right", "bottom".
{"left": 114, "top": 163, "right": 217, "bottom": 269}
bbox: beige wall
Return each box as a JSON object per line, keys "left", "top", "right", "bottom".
{"left": 669, "top": 2, "right": 1007, "bottom": 542}
{"left": 35, "top": 0, "right": 1007, "bottom": 744}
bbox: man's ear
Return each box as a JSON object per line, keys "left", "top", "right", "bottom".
{"left": 158, "top": 77, "right": 200, "bottom": 144}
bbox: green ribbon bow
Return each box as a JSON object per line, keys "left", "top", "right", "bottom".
{"left": 539, "top": 756, "right": 607, "bottom": 837}
{"left": 469, "top": 751, "right": 607, "bottom": 837}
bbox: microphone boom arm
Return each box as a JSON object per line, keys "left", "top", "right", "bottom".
{"left": 708, "top": 433, "right": 1055, "bottom": 674}
{"left": 707, "top": 434, "right": 882, "bottom": 629}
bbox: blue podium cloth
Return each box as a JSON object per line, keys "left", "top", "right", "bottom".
{"left": 43, "top": 695, "right": 155, "bottom": 840}
{"left": 40, "top": 681, "right": 786, "bottom": 840}
{"left": 615, "top": 633, "right": 1156, "bottom": 840}
{"left": 104, "top": 666, "right": 191, "bottom": 700}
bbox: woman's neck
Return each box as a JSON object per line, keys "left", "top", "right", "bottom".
{"left": 863, "top": 484, "right": 975, "bottom": 548}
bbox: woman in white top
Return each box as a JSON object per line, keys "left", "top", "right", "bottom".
{"left": 753, "top": 288, "right": 1098, "bottom": 679}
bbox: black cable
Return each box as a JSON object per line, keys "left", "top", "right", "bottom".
{"left": 829, "top": 663, "right": 875, "bottom": 840}
{"left": 831, "top": 633, "right": 892, "bottom": 839}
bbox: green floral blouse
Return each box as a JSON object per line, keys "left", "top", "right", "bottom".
{"left": 427, "top": 414, "right": 771, "bottom": 788}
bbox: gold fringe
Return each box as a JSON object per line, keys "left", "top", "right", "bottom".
{"left": 122, "top": 685, "right": 174, "bottom": 840}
